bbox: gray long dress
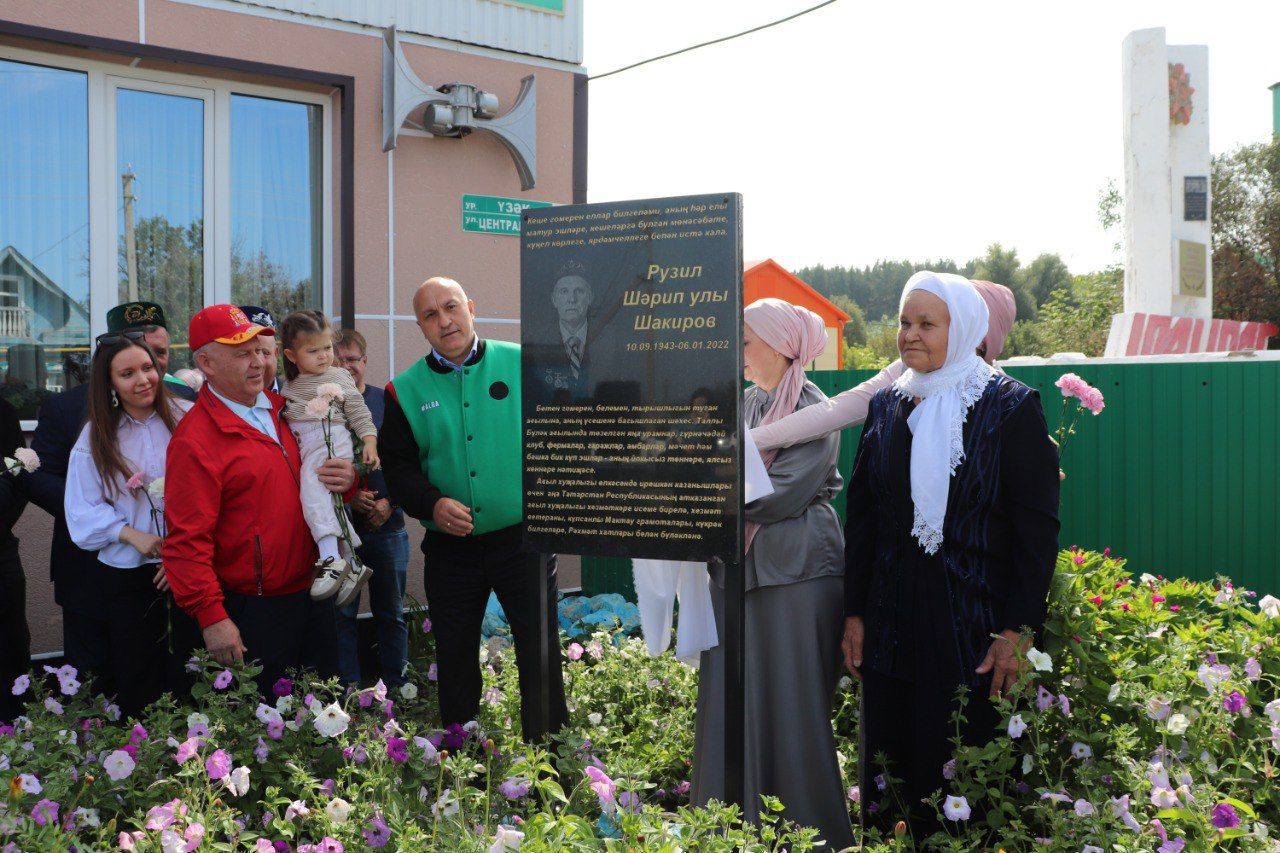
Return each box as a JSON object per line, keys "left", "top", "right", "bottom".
{"left": 691, "top": 381, "right": 855, "bottom": 849}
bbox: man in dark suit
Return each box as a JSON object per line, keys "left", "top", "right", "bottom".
{"left": 0, "top": 397, "right": 29, "bottom": 721}
{"left": 527, "top": 262, "right": 595, "bottom": 404}
{"left": 24, "top": 301, "right": 193, "bottom": 682}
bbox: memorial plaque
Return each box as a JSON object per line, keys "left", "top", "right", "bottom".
{"left": 520, "top": 194, "right": 743, "bottom": 561}
{"left": 1178, "top": 239, "right": 1207, "bottom": 297}
{"left": 1184, "top": 175, "right": 1208, "bottom": 221}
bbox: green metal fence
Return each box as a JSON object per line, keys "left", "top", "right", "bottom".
{"left": 582, "top": 361, "right": 1280, "bottom": 599}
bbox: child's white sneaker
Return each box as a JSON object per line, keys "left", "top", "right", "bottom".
{"left": 310, "top": 557, "right": 349, "bottom": 600}
{"left": 334, "top": 560, "right": 372, "bottom": 608}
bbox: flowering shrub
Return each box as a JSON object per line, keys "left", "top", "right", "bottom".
{"left": 2, "top": 548, "right": 1278, "bottom": 851}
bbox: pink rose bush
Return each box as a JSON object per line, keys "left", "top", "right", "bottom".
{"left": 1, "top": 549, "right": 1277, "bottom": 850}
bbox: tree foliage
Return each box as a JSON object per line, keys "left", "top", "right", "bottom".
{"left": 1211, "top": 139, "right": 1280, "bottom": 333}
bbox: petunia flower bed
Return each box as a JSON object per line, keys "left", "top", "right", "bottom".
{"left": 2, "top": 548, "right": 1278, "bottom": 851}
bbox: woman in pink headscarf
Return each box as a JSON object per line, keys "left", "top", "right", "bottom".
{"left": 690, "top": 298, "right": 855, "bottom": 849}
{"left": 751, "top": 279, "right": 1017, "bottom": 452}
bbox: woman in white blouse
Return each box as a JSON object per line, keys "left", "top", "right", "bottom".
{"left": 65, "top": 330, "right": 191, "bottom": 718}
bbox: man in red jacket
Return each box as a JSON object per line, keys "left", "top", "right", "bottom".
{"left": 164, "top": 305, "right": 355, "bottom": 694}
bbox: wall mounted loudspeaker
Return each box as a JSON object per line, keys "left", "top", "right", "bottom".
{"left": 382, "top": 27, "right": 538, "bottom": 190}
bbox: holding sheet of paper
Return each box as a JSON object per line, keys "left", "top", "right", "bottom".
{"left": 743, "top": 422, "right": 774, "bottom": 504}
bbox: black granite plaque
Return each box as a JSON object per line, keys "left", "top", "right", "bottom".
{"left": 1184, "top": 176, "right": 1208, "bottom": 222}
{"left": 520, "top": 194, "right": 743, "bottom": 561}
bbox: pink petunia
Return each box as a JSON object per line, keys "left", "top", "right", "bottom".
{"left": 584, "top": 765, "right": 616, "bottom": 805}
{"left": 205, "top": 749, "right": 231, "bottom": 780}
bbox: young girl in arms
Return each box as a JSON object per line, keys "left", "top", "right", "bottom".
{"left": 280, "top": 310, "right": 379, "bottom": 603}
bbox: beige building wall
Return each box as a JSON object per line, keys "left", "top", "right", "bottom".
{"left": 2, "top": 0, "right": 583, "bottom": 655}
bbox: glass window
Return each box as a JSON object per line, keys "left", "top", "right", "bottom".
{"left": 231, "top": 94, "right": 323, "bottom": 322}
{"left": 0, "top": 59, "right": 90, "bottom": 417}
{"left": 116, "top": 88, "right": 206, "bottom": 371}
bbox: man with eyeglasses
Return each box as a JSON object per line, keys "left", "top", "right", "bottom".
{"left": 24, "top": 300, "right": 196, "bottom": 679}
{"left": 332, "top": 328, "right": 409, "bottom": 690}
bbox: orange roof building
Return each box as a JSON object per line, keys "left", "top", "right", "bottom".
{"left": 744, "top": 259, "right": 851, "bottom": 370}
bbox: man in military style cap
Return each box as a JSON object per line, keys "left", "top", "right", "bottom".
{"left": 105, "top": 301, "right": 197, "bottom": 402}
{"left": 239, "top": 306, "right": 284, "bottom": 394}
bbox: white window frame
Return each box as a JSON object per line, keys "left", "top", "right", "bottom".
{"left": 0, "top": 44, "right": 334, "bottom": 345}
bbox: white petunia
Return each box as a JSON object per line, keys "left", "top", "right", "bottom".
{"left": 1258, "top": 595, "right": 1280, "bottom": 618}
{"left": 1073, "top": 798, "right": 1095, "bottom": 817}
{"left": 1007, "top": 714, "right": 1027, "bottom": 739}
{"left": 325, "top": 798, "right": 352, "bottom": 824}
{"left": 102, "top": 749, "right": 135, "bottom": 781}
{"left": 1071, "top": 742, "right": 1093, "bottom": 760}
{"left": 224, "top": 765, "right": 251, "bottom": 797}
{"left": 1139, "top": 573, "right": 1157, "bottom": 585}
{"left": 74, "top": 807, "right": 100, "bottom": 828}
{"left": 146, "top": 477, "right": 165, "bottom": 501}
{"left": 1167, "top": 713, "right": 1190, "bottom": 735}
{"left": 413, "top": 735, "right": 440, "bottom": 765}
{"left": 1026, "top": 648, "right": 1053, "bottom": 672}
{"left": 1265, "top": 699, "right": 1280, "bottom": 725}
{"left": 285, "top": 800, "right": 310, "bottom": 821}
{"left": 588, "top": 713, "right": 602, "bottom": 727}
{"left": 187, "top": 712, "right": 209, "bottom": 729}
{"left": 400, "top": 682, "right": 418, "bottom": 700}
{"left": 433, "top": 791, "right": 461, "bottom": 818}
{"left": 489, "top": 825, "right": 525, "bottom": 852}
{"left": 18, "top": 774, "right": 40, "bottom": 794}
{"left": 313, "top": 703, "right": 351, "bottom": 739}
{"left": 1150, "top": 787, "right": 1179, "bottom": 809}
{"left": 1108, "top": 683, "right": 1122, "bottom": 703}
{"left": 942, "top": 795, "right": 971, "bottom": 821}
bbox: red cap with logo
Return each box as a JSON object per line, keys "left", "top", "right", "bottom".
{"left": 188, "top": 304, "right": 275, "bottom": 353}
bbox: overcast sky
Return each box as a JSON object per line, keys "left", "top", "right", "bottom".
{"left": 583, "top": 0, "right": 1279, "bottom": 276}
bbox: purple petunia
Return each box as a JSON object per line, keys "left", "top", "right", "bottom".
{"left": 362, "top": 812, "right": 391, "bottom": 848}
{"left": 1222, "top": 691, "right": 1248, "bottom": 714}
{"left": 213, "top": 669, "right": 234, "bottom": 690}
{"left": 1210, "top": 803, "right": 1240, "bottom": 829}
{"left": 499, "top": 777, "right": 532, "bottom": 799}
{"left": 30, "top": 798, "right": 59, "bottom": 827}
{"left": 272, "top": 677, "right": 293, "bottom": 697}
{"left": 442, "top": 723, "right": 468, "bottom": 751}
{"left": 385, "top": 737, "right": 408, "bottom": 763}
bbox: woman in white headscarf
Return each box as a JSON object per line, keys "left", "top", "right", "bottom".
{"left": 691, "top": 298, "right": 854, "bottom": 849}
{"left": 842, "top": 272, "right": 1059, "bottom": 840}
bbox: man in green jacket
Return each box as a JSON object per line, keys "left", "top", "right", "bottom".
{"left": 381, "top": 277, "right": 567, "bottom": 740}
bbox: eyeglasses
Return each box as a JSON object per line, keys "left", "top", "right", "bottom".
{"left": 337, "top": 355, "right": 366, "bottom": 366}
{"left": 95, "top": 330, "right": 147, "bottom": 348}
